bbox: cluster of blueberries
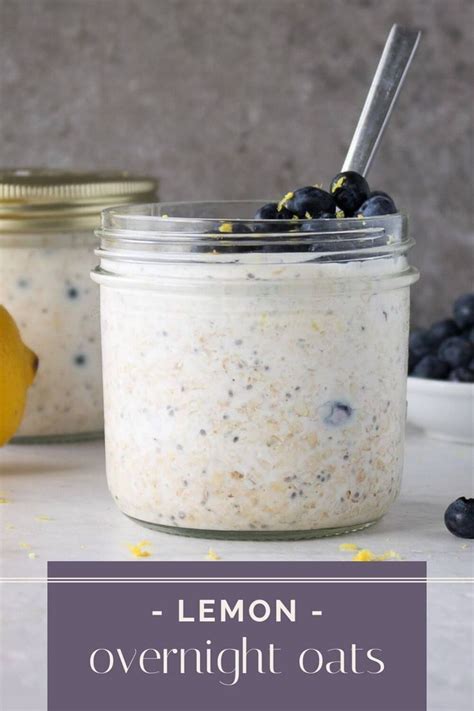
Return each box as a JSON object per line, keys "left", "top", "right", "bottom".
{"left": 255, "top": 171, "right": 397, "bottom": 227}
{"left": 409, "top": 293, "right": 474, "bottom": 382}
{"left": 217, "top": 171, "right": 397, "bottom": 236}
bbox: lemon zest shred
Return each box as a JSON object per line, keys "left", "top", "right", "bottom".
{"left": 0, "top": 497, "right": 10, "bottom": 504}
{"left": 353, "top": 548, "right": 402, "bottom": 562}
{"left": 277, "top": 191, "right": 294, "bottom": 212}
{"left": 28, "top": 552, "right": 37, "bottom": 560}
{"left": 339, "top": 543, "right": 359, "bottom": 552}
{"left": 331, "top": 176, "right": 346, "bottom": 193}
{"left": 206, "top": 547, "right": 221, "bottom": 561}
{"left": 218, "top": 222, "right": 233, "bottom": 234}
{"left": 35, "top": 515, "right": 52, "bottom": 522}
{"left": 128, "top": 540, "right": 152, "bottom": 558}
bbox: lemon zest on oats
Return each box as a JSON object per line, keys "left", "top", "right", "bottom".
{"left": 339, "top": 543, "right": 359, "bottom": 552}
{"left": 305, "top": 211, "right": 313, "bottom": 219}
{"left": 19, "top": 541, "right": 31, "bottom": 549}
{"left": 0, "top": 497, "right": 10, "bottom": 504}
{"left": 35, "top": 515, "right": 52, "bottom": 522}
{"left": 278, "top": 191, "right": 294, "bottom": 211}
{"left": 218, "top": 222, "right": 233, "bottom": 234}
{"left": 331, "top": 176, "right": 346, "bottom": 192}
{"left": 206, "top": 548, "right": 221, "bottom": 561}
{"left": 28, "top": 552, "right": 37, "bottom": 559}
{"left": 128, "top": 540, "right": 152, "bottom": 558}
{"left": 336, "top": 209, "right": 345, "bottom": 218}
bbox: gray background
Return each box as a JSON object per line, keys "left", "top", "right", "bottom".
{"left": 0, "top": 0, "right": 472, "bottom": 325}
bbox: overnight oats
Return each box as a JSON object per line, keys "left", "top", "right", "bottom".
{"left": 0, "top": 170, "right": 156, "bottom": 442}
{"left": 93, "top": 197, "right": 418, "bottom": 539}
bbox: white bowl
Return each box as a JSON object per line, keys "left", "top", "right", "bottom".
{"left": 407, "top": 376, "right": 474, "bottom": 444}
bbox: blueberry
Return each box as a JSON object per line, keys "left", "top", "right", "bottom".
{"left": 254, "top": 203, "right": 280, "bottom": 221}
{"left": 356, "top": 193, "right": 397, "bottom": 217}
{"left": 438, "top": 336, "right": 472, "bottom": 368}
{"left": 453, "top": 293, "right": 474, "bottom": 329}
{"left": 321, "top": 401, "right": 353, "bottom": 426}
{"left": 369, "top": 190, "right": 393, "bottom": 201}
{"left": 409, "top": 329, "right": 434, "bottom": 362}
{"left": 329, "top": 171, "right": 369, "bottom": 216}
{"left": 408, "top": 351, "right": 416, "bottom": 373}
{"left": 428, "top": 319, "right": 460, "bottom": 347}
{"left": 444, "top": 497, "right": 474, "bottom": 539}
{"left": 253, "top": 202, "right": 296, "bottom": 233}
{"left": 464, "top": 325, "right": 474, "bottom": 345}
{"left": 448, "top": 367, "right": 474, "bottom": 383}
{"left": 411, "top": 355, "right": 449, "bottom": 379}
{"left": 280, "top": 186, "right": 336, "bottom": 219}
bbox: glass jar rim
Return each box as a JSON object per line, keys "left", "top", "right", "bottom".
{"left": 0, "top": 168, "right": 157, "bottom": 232}
{"left": 97, "top": 200, "right": 411, "bottom": 260}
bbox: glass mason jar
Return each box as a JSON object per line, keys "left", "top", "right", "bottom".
{"left": 0, "top": 170, "right": 157, "bottom": 443}
{"left": 92, "top": 201, "right": 418, "bottom": 539}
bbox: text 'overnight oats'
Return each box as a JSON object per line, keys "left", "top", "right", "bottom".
{"left": 92, "top": 201, "right": 418, "bottom": 539}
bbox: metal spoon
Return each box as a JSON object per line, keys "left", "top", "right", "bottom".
{"left": 342, "top": 24, "right": 422, "bottom": 176}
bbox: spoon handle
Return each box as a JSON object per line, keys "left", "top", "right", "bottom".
{"left": 341, "top": 24, "right": 421, "bottom": 177}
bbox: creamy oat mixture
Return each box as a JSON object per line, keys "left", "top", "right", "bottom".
{"left": 0, "top": 232, "right": 103, "bottom": 439}
{"left": 97, "top": 254, "right": 411, "bottom": 533}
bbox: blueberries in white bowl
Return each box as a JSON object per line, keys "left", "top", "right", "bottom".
{"left": 409, "top": 293, "right": 474, "bottom": 382}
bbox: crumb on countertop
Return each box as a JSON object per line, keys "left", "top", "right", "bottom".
{"left": 206, "top": 547, "right": 221, "bottom": 561}
{"left": 127, "top": 540, "right": 152, "bottom": 558}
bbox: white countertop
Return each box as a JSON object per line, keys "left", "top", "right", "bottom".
{"left": 1, "top": 428, "right": 473, "bottom": 711}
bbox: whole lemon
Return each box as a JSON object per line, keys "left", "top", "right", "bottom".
{"left": 0, "top": 305, "right": 39, "bottom": 445}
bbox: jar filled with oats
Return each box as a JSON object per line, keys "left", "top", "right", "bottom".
{"left": 0, "top": 169, "right": 157, "bottom": 442}
{"left": 93, "top": 201, "right": 418, "bottom": 539}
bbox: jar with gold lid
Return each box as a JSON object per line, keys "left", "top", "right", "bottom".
{"left": 0, "top": 169, "right": 157, "bottom": 442}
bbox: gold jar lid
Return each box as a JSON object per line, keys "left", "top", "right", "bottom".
{"left": 0, "top": 169, "right": 158, "bottom": 232}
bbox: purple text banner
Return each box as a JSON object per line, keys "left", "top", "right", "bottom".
{"left": 48, "top": 561, "right": 426, "bottom": 711}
